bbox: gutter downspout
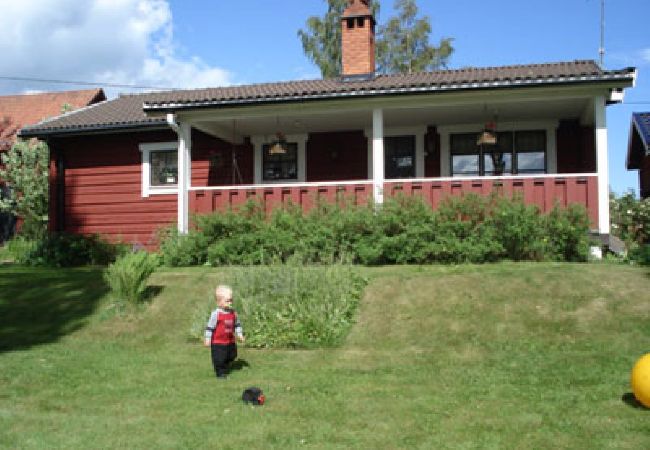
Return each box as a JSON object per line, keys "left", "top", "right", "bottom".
{"left": 167, "top": 113, "right": 190, "bottom": 234}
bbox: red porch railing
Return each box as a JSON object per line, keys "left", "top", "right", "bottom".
{"left": 189, "top": 174, "right": 599, "bottom": 227}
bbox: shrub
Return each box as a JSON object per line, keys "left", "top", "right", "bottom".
{"left": 104, "top": 251, "right": 158, "bottom": 304}
{"left": 189, "top": 262, "right": 367, "bottom": 348}
{"left": 0, "top": 140, "right": 49, "bottom": 239}
{"left": 488, "top": 196, "right": 545, "bottom": 261}
{"left": 7, "top": 233, "right": 123, "bottom": 267}
{"left": 610, "top": 192, "right": 650, "bottom": 246}
{"left": 543, "top": 204, "right": 590, "bottom": 262}
{"left": 628, "top": 244, "right": 650, "bottom": 266}
{"left": 159, "top": 194, "right": 593, "bottom": 266}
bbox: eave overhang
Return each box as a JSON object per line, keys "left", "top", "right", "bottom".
{"left": 142, "top": 70, "right": 637, "bottom": 114}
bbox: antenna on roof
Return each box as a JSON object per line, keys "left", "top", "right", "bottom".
{"left": 599, "top": 0, "right": 605, "bottom": 67}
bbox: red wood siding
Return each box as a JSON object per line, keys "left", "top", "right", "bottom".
{"left": 556, "top": 121, "right": 596, "bottom": 173}
{"left": 306, "top": 131, "right": 367, "bottom": 181}
{"left": 50, "top": 128, "right": 249, "bottom": 247}
{"left": 52, "top": 130, "right": 178, "bottom": 247}
{"left": 192, "top": 134, "right": 254, "bottom": 187}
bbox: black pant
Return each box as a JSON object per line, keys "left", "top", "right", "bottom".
{"left": 211, "top": 343, "right": 237, "bottom": 377}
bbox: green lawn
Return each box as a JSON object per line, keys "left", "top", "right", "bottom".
{"left": 1, "top": 263, "right": 649, "bottom": 449}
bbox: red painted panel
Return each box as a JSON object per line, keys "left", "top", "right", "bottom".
{"left": 424, "top": 126, "right": 441, "bottom": 177}
{"left": 306, "top": 131, "right": 367, "bottom": 181}
{"left": 556, "top": 122, "right": 596, "bottom": 174}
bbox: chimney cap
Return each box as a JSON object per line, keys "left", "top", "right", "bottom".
{"left": 342, "top": 0, "right": 373, "bottom": 18}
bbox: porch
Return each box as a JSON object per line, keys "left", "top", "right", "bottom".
{"left": 158, "top": 88, "right": 610, "bottom": 234}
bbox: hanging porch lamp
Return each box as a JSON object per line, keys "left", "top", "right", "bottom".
{"left": 269, "top": 117, "right": 288, "bottom": 155}
{"left": 269, "top": 131, "right": 288, "bottom": 155}
{"left": 477, "top": 120, "right": 497, "bottom": 146}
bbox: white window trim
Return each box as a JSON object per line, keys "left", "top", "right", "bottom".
{"left": 139, "top": 141, "right": 178, "bottom": 197}
{"left": 438, "top": 120, "right": 558, "bottom": 177}
{"left": 251, "top": 134, "right": 307, "bottom": 184}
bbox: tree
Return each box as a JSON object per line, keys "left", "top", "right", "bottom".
{"left": 0, "top": 116, "right": 14, "bottom": 152}
{"left": 0, "top": 139, "right": 49, "bottom": 238}
{"left": 298, "top": 0, "right": 453, "bottom": 78}
{"left": 298, "top": 0, "right": 381, "bottom": 78}
{"left": 376, "top": 0, "right": 453, "bottom": 74}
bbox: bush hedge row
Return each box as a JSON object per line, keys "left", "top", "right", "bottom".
{"left": 160, "top": 194, "right": 591, "bottom": 266}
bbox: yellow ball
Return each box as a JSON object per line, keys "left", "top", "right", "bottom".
{"left": 631, "top": 353, "right": 650, "bottom": 408}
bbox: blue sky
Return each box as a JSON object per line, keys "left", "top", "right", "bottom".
{"left": 1, "top": 0, "right": 649, "bottom": 194}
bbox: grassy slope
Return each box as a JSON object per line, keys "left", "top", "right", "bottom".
{"left": 0, "top": 263, "right": 649, "bottom": 449}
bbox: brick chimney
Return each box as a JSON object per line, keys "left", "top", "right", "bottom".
{"left": 341, "top": 0, "right": 375, "bottom": 79}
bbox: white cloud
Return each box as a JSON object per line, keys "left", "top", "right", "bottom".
{"left": 641, "top": 48, "right": 650, "bottom": 64}
{"left": 0, "top": 0, "right": 233, "bottom": 96}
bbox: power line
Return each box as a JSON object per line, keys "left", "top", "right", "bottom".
{"left": 0, "top": 75, "right": 177, "bottom": 90}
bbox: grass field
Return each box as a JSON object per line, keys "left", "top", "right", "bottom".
{"left": 1, "top": 263, "right": 649, "bottom": 449}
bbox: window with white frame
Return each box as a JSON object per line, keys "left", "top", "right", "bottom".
{"left": 139, "top": 142, "right": 178, "bottom": 196}
{"left": 451, "top": 130, "right": 546, "bottom": 176}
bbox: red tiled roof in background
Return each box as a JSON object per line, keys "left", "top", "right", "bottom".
{"left": 0, "top": 89, "right": 105, "bottom": 150}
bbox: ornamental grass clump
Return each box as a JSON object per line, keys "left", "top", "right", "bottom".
{"left": 189, "top": 261, "right": 367, "bottom": 348}
{"left": 104, "top": 251, "right": 157, "bottom": 304}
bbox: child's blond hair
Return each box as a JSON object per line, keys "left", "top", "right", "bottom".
{"left": 215, "top": 285, "right": 233, "bottom": 301}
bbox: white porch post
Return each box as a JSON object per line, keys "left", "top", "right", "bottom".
{"left": 372, "top": 108, "right": 385, "bottom": 205}
{"left": 177, "top": 122, "right": 192, "bottom": 234}
{"left": 594, "top": 96, "right": 609, "bottom": 235}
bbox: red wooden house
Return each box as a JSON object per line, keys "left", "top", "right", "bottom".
{"left": 20, "top": 0, "right": 636, "bottom": 248}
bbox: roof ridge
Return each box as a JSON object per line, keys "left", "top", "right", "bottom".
{"left": 0, "top": 88, "right": 105, "bottom": 100}
{"left": 21, "top": 97, "right": 112, "bottom": 130}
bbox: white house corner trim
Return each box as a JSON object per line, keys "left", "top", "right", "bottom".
{"left": 177, "top": 123, "right": 192, "bottom": 235}
{"left": 372, "top": 109, "right": 385, "bottom": 205}
{"left": 594, "top": 96, "right": 610, "bottom": 235}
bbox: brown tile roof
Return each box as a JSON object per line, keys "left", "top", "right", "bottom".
{"left": 1, "top": 89, "right": 105, "bottom": 149}
{"left": 20, "top": 61, "right": 636, "bottom": 137}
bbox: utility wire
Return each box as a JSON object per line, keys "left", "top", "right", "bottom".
{"left": 0, "top": 75, "right": 177, "bottom": 90}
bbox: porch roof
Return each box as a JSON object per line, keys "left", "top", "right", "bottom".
{"left": 20, "top": 60, "right": 635, "bottom": 138}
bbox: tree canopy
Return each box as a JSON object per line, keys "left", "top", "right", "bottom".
{"left": 298, "top": 0, "right": 453, "bottom": 78}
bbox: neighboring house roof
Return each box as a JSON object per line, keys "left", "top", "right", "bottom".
{"left": 626, "top": 112, "right": 650, "bottom": 169}
{"left": 20, "top": 60, "right": 636, "bottom": 137}
{"left": 1, "top": 89, "right": 105, "bottom": 149}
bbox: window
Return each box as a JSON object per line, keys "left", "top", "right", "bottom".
{"left": 450, "top": 133, "right": 480, "bottom": 176}
{"left": 139, "top": 141, "right": 178, "bottom": 197}
{"left": 385, "top": 135, "right": 416, "bottom": 179}
{"left": 514, "top": 130, "right": 546, "bottom": 174}
{"left": 451, "top": 130, "right": 546, "bottom": 176}
{"left": 262, "top": 142, "right": 298, "bottom": 181}
{"left": 150, "top": 150, "right": 178, "bottom": 186}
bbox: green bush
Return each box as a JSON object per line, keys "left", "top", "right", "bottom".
{"left": 610, "top": 192, "right": 650, "bottom": 246}
{"left": 104, "top": 251, "right": 158, "bottom": 304}
{"left": 160, "top": 194, "right": 592, "bottom": 266}
{"left": 7, "top": 233, "right": 123, "bottom": 267}
{"left": 189, "top": 262, "right": 367, "bottom": 348}
{"left": 543, "top": 204, "right": 591, "bottom": 262}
